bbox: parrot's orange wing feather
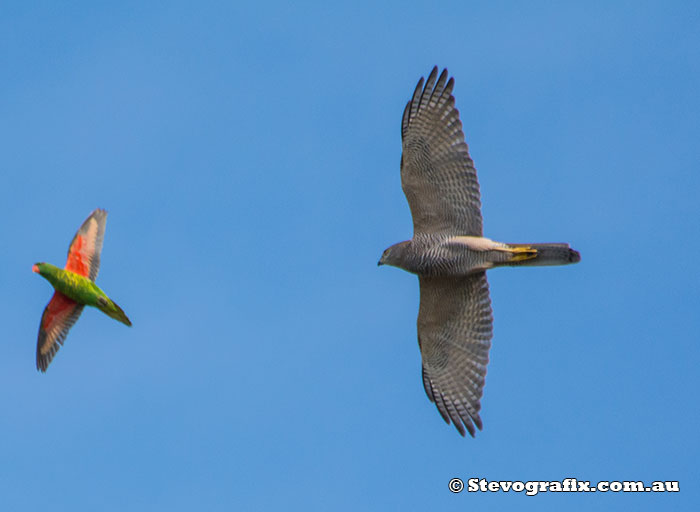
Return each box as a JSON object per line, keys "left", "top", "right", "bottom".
{"left": 65, "top": 208, "right": 107, "bottom": 281}
{"left": 36, "top": 292, "right": 85, "bottom": 372}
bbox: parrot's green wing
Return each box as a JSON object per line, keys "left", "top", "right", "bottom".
{"left": 65, "top": 208, "right": 107, "bottom": 281}
{"left": 36, "top": 292, "right": 84, "bottom": 372}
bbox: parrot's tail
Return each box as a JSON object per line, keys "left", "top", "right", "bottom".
{"left": 503, "top": 243, "right": 581, "bottom": 267}
{"left": 97, "top": 297, "right": 132, "bottom": 326}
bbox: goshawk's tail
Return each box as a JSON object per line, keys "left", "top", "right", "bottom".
{"left": 504, "top": 243, "right": 580, "bottom": 267}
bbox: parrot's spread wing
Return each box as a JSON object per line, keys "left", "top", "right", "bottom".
{"left": 36, "top": 292, "right": 85, "bottom": 372}
{"left": 65, "top": 208, "right": 107, "bottom": 281}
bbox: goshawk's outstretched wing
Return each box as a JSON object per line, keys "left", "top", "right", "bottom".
{"left": 418, "top": 272, "right": 493, "bottom": 436}
{"left": 401, "top": 67, "right": 483, "bottom": 237}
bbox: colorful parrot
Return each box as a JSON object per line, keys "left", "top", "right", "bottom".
{"left": 32, "top": 208, "right": 131, "bottom": 371}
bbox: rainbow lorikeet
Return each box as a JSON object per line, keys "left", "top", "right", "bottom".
{"left": 32, "top": 208, "right": 131, "bottom": 371}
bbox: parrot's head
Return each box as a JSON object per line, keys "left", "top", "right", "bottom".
{"left": 33, "top": 262, "right": 61, "bottom": 277}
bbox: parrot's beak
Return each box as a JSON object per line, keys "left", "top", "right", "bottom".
{"left": 32, "top": 264, "right": 39, "bottom": 273}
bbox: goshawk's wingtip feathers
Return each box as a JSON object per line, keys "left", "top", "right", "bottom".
{"left": 431, "top": 389, "right": 450, "bottom": 423}
{"left": 423, "top": 368, "right": 482, "bottom": 438}
{"left": 403, "top": 67, "right": 456, "bottom": 136}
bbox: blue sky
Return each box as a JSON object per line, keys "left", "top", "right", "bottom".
{"left": 2, "top": 1, "right": 699, "bottom": 510}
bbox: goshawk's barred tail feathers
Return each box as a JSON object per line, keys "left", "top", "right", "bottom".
{"left": 503, "top": 243, "right": 581, "bottom": 267}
